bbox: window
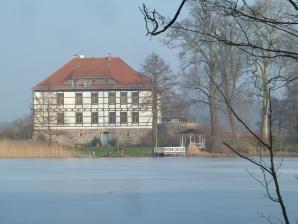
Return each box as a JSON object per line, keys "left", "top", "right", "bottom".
{"left": 91, "top": 92, "right": 98, "bottom": 105}
{"left": 120, "top": 112, "right": 127, "bottom": 124}
{"left": 120, "top": 92, "right": 127, "bottom": 105}
{"left": 76, "top": 112, "right": 83, "bottom": 124}
{"left": 132, "top": 92, "right": 139, "bottom": 106}
{"left": 109, "top": 112, "right": 116, "bottom": 124}
{"left": 57, "top": 112, "right": 64, "bottom": 125}
{"left": 108, "top": 92, "right": 116, "bottom": 105}
{"left": 132, "top": 112, "right": 139, "bottom": 124}
{"left": 91, "top": 112, "right": 98, "bottom": 124}
{"left": 57, "top": 93, "right": 64, "bottom": 106}
{"left": 76, "top": 93, "right": 83, "bottom": 105}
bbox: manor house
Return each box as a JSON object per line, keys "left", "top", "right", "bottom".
{"left": 32, "top": 55, "right": 153, "bottom": 146}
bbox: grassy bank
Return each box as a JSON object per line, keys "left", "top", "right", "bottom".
{"left": 0, "top": 140, "right": 152, "bottom": 158}
{"left": 79, "top": 146, "right": 152, "bottom": 157}
{"left": 0, "top": 140, "right": 77, "bottom": 158}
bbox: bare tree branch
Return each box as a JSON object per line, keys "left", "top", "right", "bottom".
{"left": 140, "top": 0, "right": 187, "bottom": 36}
{"left": 288, "top": 0, "right": 298, "bottom": 11}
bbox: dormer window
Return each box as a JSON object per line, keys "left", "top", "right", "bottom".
{"left": 77, "top": 77, "right": 116, "bottom": 85}
{"left": 71, "top": 79, "right": 77, "bottom": 89}
{"left": 83, "top": 80, "right": 91, "bottom": 87}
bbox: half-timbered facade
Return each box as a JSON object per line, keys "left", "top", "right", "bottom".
{"left": 32, "top": 55, "right": 153, "bottom": 146}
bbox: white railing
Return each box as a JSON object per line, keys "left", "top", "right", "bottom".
{"left": 154, "top": 147, "right": 186, "bottom": 154}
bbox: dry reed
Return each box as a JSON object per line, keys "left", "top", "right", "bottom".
{"left": 186, "top": 143, "right": 298, "bottom": 157}
{"left": 0, "top": 139, "right": 77, "bottom": 158}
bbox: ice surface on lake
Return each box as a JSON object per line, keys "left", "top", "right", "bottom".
{"left": 0, "top": 158, "right": 297, "bottom": 224}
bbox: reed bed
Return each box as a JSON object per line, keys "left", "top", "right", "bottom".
{"left": 186, "top": 144, "right": 298, "bottom": 157}
{"left": 0, "top": 139, "right": 78, "bottom": 158}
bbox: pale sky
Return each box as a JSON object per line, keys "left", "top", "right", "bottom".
{"left": 0, "top": 0, "right": 181, "bottom": 122}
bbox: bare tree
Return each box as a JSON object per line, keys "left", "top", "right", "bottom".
{"left": 271, "top": 97, "right": 287, "bottom": 138}
{"left": 139, "top": 0, "right": 298, "bottom": 223}
{"left": 166, "top": 2, "right": 247, "bottom": 150}
{"left": 271, "top": 82, "right": 298, "bottom": 151}
{"left": 215, "top": 77, "right": 292, "bottom": 224}
{"left": 169, "top": 6, "right": 220, "bottom": 151}
{"left": 140, "top": 0, "right": 298, "bottom": 60}
{"left": 0, "top": 115, "right": 32, "bottom": 140}
{"left": 216, "top": 25, "right": 247, "bottom": 134}
{"left": 239, "top": 0, "right": 297, "bottom": 144}
{"left": 141, "top": 53, "right": 176, "bottom": 150}
{"left": 33, "top": 89, "right": 57, "bottom": 146}
{"left": 282, "top": 81, "right": 298, "bottom": 149}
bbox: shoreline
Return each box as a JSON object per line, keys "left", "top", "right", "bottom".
{"left": 1, "top": 139, "right": 297, "bottom": 158}
{"left": 0, "top": 153, "right": 297, "bottom": 159}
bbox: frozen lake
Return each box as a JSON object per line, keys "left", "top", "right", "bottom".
{"left": 0, "top": 158, "right": 297, "bottom": 224}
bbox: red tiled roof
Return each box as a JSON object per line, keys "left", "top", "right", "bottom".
{"left": 33, "top": 56, "right": 152, "bottom": 90}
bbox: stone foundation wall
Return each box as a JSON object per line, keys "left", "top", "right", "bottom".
{"left": 33, "top": 128, "right": 152, "bottom": 147}
{"left": 33, "top": 123, "right": 205, "bottom": 147}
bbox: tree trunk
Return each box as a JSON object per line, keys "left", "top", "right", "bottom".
{"left": 262, "top": 62, "right": 270, "bottom": 144}
{"left": 219, "top": 45, "right": 237, "bottom": 134}
{"left": 152, "top": 73, "right": 158, "bottom": 153}
{"left": 209, "top": 78, "right": 218, "bottom": 152}
{"left": 295, "top": 113, "right": 298, "bottom": 150}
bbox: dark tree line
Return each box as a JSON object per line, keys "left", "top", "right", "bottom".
{"left": 0, "top": 116, "right": 32, "bottom": 140}
{"left": 272, "top": 81, "right": 298, "bottom": 149}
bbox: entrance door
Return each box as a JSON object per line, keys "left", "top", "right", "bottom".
{"left": 101, "top": 132, "right": 109, "bottom": 146}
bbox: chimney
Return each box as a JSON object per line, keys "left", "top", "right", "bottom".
{"left": 107, "top": 53, "right": 112, "bottom": 62}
